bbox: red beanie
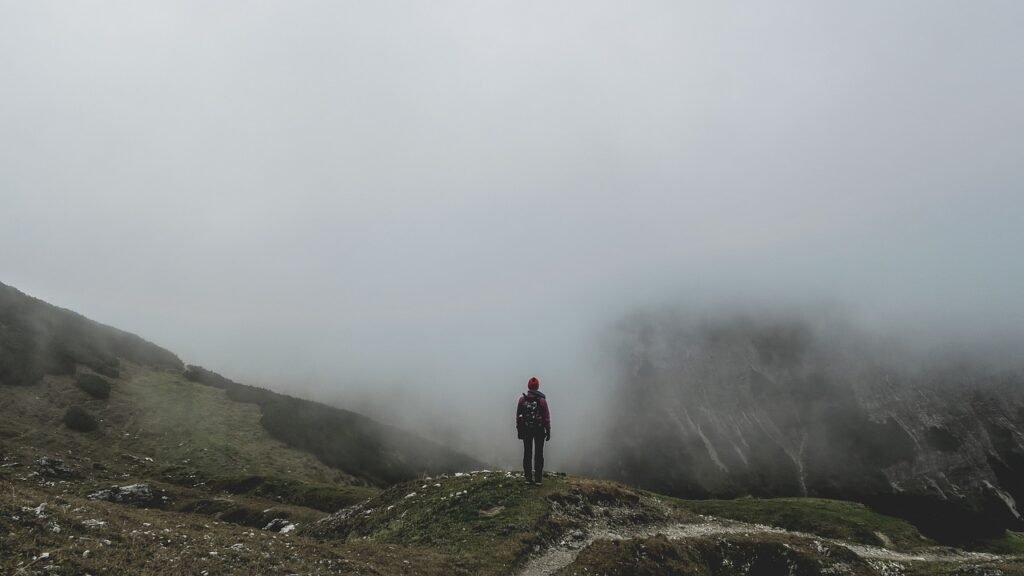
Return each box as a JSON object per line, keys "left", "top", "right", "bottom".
{"left": 528, "top": 377, "right": 540, "bottom": 390}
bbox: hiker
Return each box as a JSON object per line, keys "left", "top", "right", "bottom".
{"left": 516, "top": 376, "right": 551, "bottom": 485}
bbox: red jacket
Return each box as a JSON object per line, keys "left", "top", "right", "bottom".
{"left": 516, "top": 390, "right": 551, "bottom": 430}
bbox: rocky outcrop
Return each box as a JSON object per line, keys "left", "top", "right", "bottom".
{"left": 88, "top": 483, "right": 164, "bottom": 506}
{"left": 33, "top": 457, "right": 80, "bottom": 480}
{"left": 596, "top": 314, "right": 1024, "bottom": 542}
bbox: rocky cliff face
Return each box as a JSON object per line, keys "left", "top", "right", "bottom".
{"left": 595, "top": 314, "right": 1024, "bottom": 541}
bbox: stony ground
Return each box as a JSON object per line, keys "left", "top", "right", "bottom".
{"left": 6, "top": 461, "right": 1024, "bottom": 575}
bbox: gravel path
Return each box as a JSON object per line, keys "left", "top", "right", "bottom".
{"left": 515, "top": 515, "right": 1004, "bottom": 576}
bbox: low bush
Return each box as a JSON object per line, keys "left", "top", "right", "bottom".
{"left": 76, "top": 373, "right": 112, "bottom": 399}
{"left": 64, "top": 406, "right": 98, "bottom": 432}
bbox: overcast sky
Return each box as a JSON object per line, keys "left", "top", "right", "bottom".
{"left": 3, "top": 2, "right": 1023, "bottom": 464}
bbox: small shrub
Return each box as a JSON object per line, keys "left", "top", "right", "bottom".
{"left": 64, "top": 406, "right": 98, "bottom": 432}
{"left": 76, "top": 374, "right": 112, "bottom": 399}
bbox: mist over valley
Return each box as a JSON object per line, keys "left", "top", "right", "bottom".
{"left": 3, "top": 1, "right": 1024, "bottom": 573}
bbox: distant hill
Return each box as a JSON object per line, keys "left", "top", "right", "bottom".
{"left": 592, "top": 313, "right": 1024, "bottom": 543}
{"left": 0, "top": 281, "right": 481, "bottom": 484}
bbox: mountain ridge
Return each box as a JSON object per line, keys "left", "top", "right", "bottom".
{"left": 592, "top": 313, "right": 1024, "bottom": 543}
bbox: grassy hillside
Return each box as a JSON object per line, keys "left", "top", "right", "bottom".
{"left": 0, "top": 365, "right": 359, "bottom": 485}
{"left": 671, "top": 497, "right": 930, "bottom": 550}
{"left": 184, "top": 365, "right": 484, "bottom": 485}
{"left": 0, "top": 282, "right": 182, "bottom": 386}
{"left": 0, "top": 281, "right": 482, "bottom": 485}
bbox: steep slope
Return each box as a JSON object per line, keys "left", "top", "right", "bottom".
{"left": 593, "top": 314, "right": 1024, "bottom": 542}
{"left": 0, "top": 282, "right": 183, "bottom": 386}
{"left": 183, "top": 365, "right": 483, "bottom": 485}
{"left": 0, "top": 365, "right": 360, "bottom": 486}
{"left": 0, "top": 280, "right": 481, "bottom": 485}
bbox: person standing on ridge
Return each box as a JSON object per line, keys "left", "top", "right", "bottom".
{"left": 516, "top": 376, "right": 551, "bottom": 485}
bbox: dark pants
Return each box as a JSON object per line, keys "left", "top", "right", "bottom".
{"left": 522, "top": 429, "right": 545, "bottom": 482}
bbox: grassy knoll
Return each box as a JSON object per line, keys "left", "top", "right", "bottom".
{"left": 0, "top": 364, "right": 358, "bottom": 487}
{"left": 308, "top": 472, "right": 673, "bottom": 575}
{"left": 671, "top": 497, "right": 931, "bottom": 550}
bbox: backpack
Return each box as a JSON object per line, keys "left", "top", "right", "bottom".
{"left": 518, "top": 393, "right": 544, "bottom": 430}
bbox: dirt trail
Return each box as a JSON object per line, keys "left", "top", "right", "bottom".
{"left": 515, "top": 515, "right": 1003, "bottom": 576}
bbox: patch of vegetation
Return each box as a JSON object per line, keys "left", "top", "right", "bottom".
{"left": 308, "top": 473, "right": 671, "bottom": 575}
{"left": 309, "top": 472, "right": 564, "bottom": 573}
{"left": 110, "top": 369, "right": 361, "bottom": 486}
{"left": 671, "top": 496, "right": 930, "bottom": 550}
{"left": 76, "top": 373, "right": 112, "bottom": 399}
{"left": 64, "top": 405, "right": 99, "bottom": 432}
{"left": 868, "top": 492, "right": 1015, "bottom": 544}
{"left": 904, "top": 561, "right": 1024, "bottom": 576}
{"left": 1, "top": 482, "right": 458, "bottom": 576}
{"left": 559, "top": 533, "right": 876, "bottom": 576}
{"left": 174, "top": 496, "right": 317, "bottom": 529}
{"left": 0, "top": 366, "right": 363, "bottom": 491}
{"left": 206, "top": 475, "right": 378, "bottom": 513}
{"left": 184, "top": 365, "right": 483, "bottom": 485}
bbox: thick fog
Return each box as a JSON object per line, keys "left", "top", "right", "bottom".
{"left": 2, "top": 2, "right": 1023, "bottom": 467}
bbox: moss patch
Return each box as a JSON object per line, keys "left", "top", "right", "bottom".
{"left": 559, "top": 533, "right": 876, "bottom": 576}
{"left": 671, "top": 496, "right": 930, "bottom": 550}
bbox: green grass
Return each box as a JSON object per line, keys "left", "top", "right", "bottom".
{"left": 307, "top": 472, "right": 674, "bottom": 575}
{"left": 309, "top": 471, "right": 565, "bottom": 573}
{"left": 0, "top": 364, "right": 353, "bottom": 486}
{"left": 558, "top": 533, "right": 876, "bottom": 576}
{"left": 0, "top": 482, "right": 457, "bottom": 576}
{"left": 110, "top": 366, "right": 355, "bottom": 485}
{"left": 204, "top": 474, "right": 379, "bottom": 513}
{"left": 904, "top": 561, "right": 1024, "bottom": 576}
{"left": 670, "top": 496, "right": 931, "bottom": 550}
{"left": 0, "top": 363, "right": 372, "bottom": 517}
